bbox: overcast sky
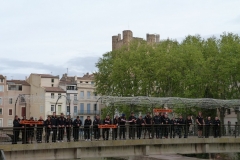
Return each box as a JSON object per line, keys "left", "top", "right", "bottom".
{"left": 0, "top": 0, "right": 240, "bottom": 80}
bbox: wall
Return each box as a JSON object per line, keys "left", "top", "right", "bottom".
{"left": 41, "top": 78, "right": 59, "bottom": 87}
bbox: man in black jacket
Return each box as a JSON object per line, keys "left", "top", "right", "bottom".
{"left": 51, "top": 112, "right": 58, "bottom": 143}
{"left": 84, "top": 116, "right": 92, "bottom": 141}
{"left": 73, "top": 116, "right": 82, "bottom": 141}
{"left": 170, "top": 117, "right": 177, "bottom": 138}
{"left": 213, "top": 117, "right": 221, "bottom": 138}
{"left": 128, "top": 112, "right": 137, "bottom": 139}
{"left": 153, "top": 112, "right": 161, "bottom": 139}
{"left": 144, "top": 112, "right": 152, "bottom": 139}
{"left": 102, "top": 115, "right": 111, "bottom": 140}
{"left": 162, "top": 114, "right": 171, "bottom": 138}
{"left": 45, "top": 116, "right": 52, "bottom": 143}
{"left": 12, "top": 115, "right": 21, "bottom": 144}
{"left": 177, "top": 115, "right": 185, "bottom": 138}
{"left": 93, "top": 115, "right": 101, "bottom": 140}
{"left": 205, "top": 116, "right": 212, "bottom": 138}
{"left": 136, "top": 116, "right": 145, "bottom": 139}
{"left": 65, "top": 115, "right": 72, "bottom": 142}
{"left": 118, "top": 114, "right": 126, "bottom": 140}
{"left": 37, "top": 116, "right": 44, "bottom": 143}
{"left": 113, "top": 115, "right": 119, "bottom": 140}
{"left": 57, "top": 113, "right": 66, "bottom": 142}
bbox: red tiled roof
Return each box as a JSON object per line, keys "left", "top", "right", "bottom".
{"left": 7, "top": 80, "right": 30, "bottom": 86}
{"left": 44, "top": 87, "right": 65, "bottom": 93}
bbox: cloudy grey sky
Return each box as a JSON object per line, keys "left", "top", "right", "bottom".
{"left": 0, "top": 0, "right": 240, "bottom": 80}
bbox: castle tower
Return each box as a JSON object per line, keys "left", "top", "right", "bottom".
{"left": 156, "top": 34, "right": 160, "bottom": 43}
{"left": 147, "top": 34, "right": 156, "bottom": 44}
{"left": 123, "top": 30, "right": 133, "bottom": 46}
{"left": 112, "top": 35, "right": 119, "bottom": 51}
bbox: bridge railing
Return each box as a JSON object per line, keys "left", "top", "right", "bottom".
{"left": 0, "top": 124, "right": 239, "bottom": 144}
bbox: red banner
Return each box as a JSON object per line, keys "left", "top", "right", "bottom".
{"left": 153, "top": 109, "right": 173, "bottom": 113}
{"left": 98, "top": 125, "right": 117, "bottom": 128}
{"left": 20, "top": 120, "right": 44, "bottom": 125}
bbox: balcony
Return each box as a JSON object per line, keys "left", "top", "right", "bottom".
{"left": 77, "top": 110, "right": 100, "bottom": 115}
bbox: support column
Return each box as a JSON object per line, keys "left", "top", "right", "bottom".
{"left": 202, "top": 144, "right": 209, "bottom": 153}
{"left": 143, "top": 145, "right": 150, "bottom": 156}
{"left": 74, "top": 148, "right": 81, "bottom": 159}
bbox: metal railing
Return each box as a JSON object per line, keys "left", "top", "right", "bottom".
{"left": 0, "top": 124, "right": 239, "bottom": 145}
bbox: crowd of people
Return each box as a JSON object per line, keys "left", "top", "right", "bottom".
{"left": 12, "top": 111, "right": 221, "bottom": 144}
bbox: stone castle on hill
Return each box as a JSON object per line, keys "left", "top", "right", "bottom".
{"left": 112, "top": 30, "right": 160, "bottom": 51}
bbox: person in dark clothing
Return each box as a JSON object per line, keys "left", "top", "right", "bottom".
{"left": 162, "top": 114, "right": 170, "bottom": 138}
{"left": 153, "top": 112, "right": 161, "bottom": 139}
{"left": 196, "top": 111, "right": 205, "bottom": 138}
{"left": 136, "top": 116, "right": 145, "bottom": 139}
{"left": 118, "top": 114, "right": 126, "bottom": 140}
{"left": 128, "top": 112, "right": 137, "bottom": 139}
{"left": 27, "top": 117, "right": 35, "bottom": 144}
{"left": 176, "top": 115, "right": 184, "bottom": 138}
{"left": 144, "top": 112, "right": 152, "bottom": 139}
{"left": 21, "top": 116, "right": 27, "bottom": 144}
{"left": 45, "top": 116, "right": 52, "bottom": 143}
{"left": 170, "top": 117, "right": 177, "bottom": 138}
{"left": 205, "top": 117, "right": 212, "bottom": 138}
{"left": 12, "top": 115, "right": 21, "bottom": 144}
{"left": 65, "top": 115, "right": 72, "bottom": 142}
{"left": 160, "top": 113, "right": 165, "bottom": 138}
{"left": 93, "top": 115, "right": 101, "bottom": 140}
{"left": 51, "top": 112, "right": 58, "bottom": 142}
{"left": 73, "top": 116, "right": 82, "bottom": 141}
{"left": 37, "top": 116, "right": 44, "bottom": 143}
{"left": 84, "top": 116, "right": 92, "bottom": 141}
{"left": 213, "top": 117, "right": 221, "bottom": 138}
{"left": 184, "top": 116, "right": 192, "bottom": 138}
{"left": 102, "top": 115, "right": 112, "bottom": 140}
{"left": 113, "top": 115, "right": 119, "bottom": 140}
{"left": 57, "top": 113, "right": 66, "bottom": 142}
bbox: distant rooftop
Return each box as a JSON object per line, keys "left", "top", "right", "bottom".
{"left": 7, "top": 80, "right": 30, "bottom": 86}
{"left": 32, "top": 73, "right": 59, "bottom": 78}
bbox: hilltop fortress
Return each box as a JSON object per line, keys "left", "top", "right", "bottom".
{"left": 112, "top": 30, "right": 160, "bottom": 51}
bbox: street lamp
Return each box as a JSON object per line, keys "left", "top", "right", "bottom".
{"left": 54, "top": 95, "right": 71, "bottom": 116}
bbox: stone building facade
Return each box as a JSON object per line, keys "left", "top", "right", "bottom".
{"left": 112, "top": 30, "right": 160, "bottom": 51}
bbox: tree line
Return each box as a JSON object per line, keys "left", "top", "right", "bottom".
{"left": 94, "top": 32, "right": 240, "bottom": 118}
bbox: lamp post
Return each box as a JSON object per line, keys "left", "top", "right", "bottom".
{"left": 54, "top": 95, "right": 71, "bottom": 116}
{"left": 14, "top": 94, "right": 29, "bottom": 117}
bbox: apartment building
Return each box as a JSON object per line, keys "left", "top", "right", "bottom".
{"left": 0, "top": 75, "right": 31, "bottom": 127}
{"left": 59, "top": 73, "right": 100, "bottom": 122}
{"left": 27, "top": 74, "right": 66, "bottom": 119}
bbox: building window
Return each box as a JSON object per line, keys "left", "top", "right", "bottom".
{"left": 0, "top": 108, "right": 2, "bottom": 115}
{"left": 91, "top": 81, "right": 94, "bottom": 84}
{"left": 51, "top": 93, "right": 54, "bottom": 99}
{"left": 51, "top": 84, "right": 54, "bottom": 87}
{"left": 9, "top": 109, "right": 12, "bottom": 115}
{"left": 51, "top": 79, "right": 54, "bottom": 83}
{"left": 0, "top": 85, "right": 3, "bottom": 92}
{"left": 67, "top": 106, "right": 70, "bottom": 112}
{"left": 0, "top": 97, "right": 2, "bottom": 105}
{"left": 20, "top": 97, "right": 25, "bottom": 103}
{"left": 40, "top": 106, "right": 43, "bottom": 113}
{"left": 74, "top": 106, "right": 77, "bottom": 113}
{"left": 0, "top": 79, "right": 3, "bottom": 83}
{"left": 8, "top": 119, "right": 13, "bottom": 127}
{"left": 87, "top": 91, "right": 91, "bottom": 99}
{"left": 80, "top": 103, "right": 84, "bottom": 113}
{"left": 9, "top": 98, "right": 12, "bottom": 104}
{"left": 80, "top": 91, "right": 84, "bottom": 99}
{"left": 51, "top": 105, "right": 55, "bottom": 112}
{"left": 87, "top": 104, "right": 90, "bottom": 114}
{"left": 74, "top": 94, "right": 77, "bottom": 100}
{"left": 58, "top": 93, "right": 61, "bottom": 99}
{"left": 80, "top": 81, "right": 83, "bottom": 83}
{"left": 8, "top": 85, "right": 22, "bottom": 91}
{"left": 86, "top": 81, "right": 88, "bottom": 83}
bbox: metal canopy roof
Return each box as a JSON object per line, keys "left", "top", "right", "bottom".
{"left": 97, "top": 96, "right": 240, "bottom": 109}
